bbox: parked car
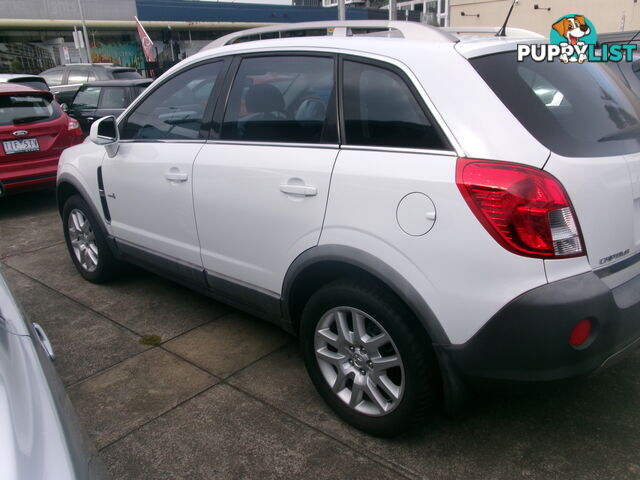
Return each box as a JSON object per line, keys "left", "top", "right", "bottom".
{"left": 56, "top": 20, "right": 640, "bottom": 436}
{"left": 40, "top": 64, "right": 142, "bottom": 107}
{"left": 0, "top": 84, "right": 83, "bottom": 196}
{"left": 68, "top": 79, "right": 153, "bottom": 135}
{"left": 0, "top": 74, "right": 50, "bottom": 92}
{"left": 0, "top": 269, "right": 110, "bottom": 479}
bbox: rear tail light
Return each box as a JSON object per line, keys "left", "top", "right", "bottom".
{"left": 456, "top": 158, "right": 584, "bottom": 259}
{"left": 68, "top": 118, "right": 82, "bottom": 136}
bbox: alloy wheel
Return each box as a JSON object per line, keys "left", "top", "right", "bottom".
{"left": 67, "top": 208, "right": 99, "bottom": 272}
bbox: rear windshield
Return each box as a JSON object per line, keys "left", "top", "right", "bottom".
{"left": 470, "top": 51, "right": 640, "bottom": 157}
{"left": 0, "top": 93, "right": 61, "bottom": 126}
{"left": 112, "top": 70, "right": 142, "bottom": 80}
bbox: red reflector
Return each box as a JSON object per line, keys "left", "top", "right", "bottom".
{"left": 456, "top": 158, "right": 584, "bottom": 259}
{"left": 570, "top": 319, "right": 592, "bottom": 347}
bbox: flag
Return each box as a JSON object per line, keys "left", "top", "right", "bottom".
{"left": 135, "top": 16, "right": 156, "bottom": 62}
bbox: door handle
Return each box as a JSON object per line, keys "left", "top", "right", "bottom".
{"left": 279, "top": 184, "right": 317, "bottom": 196}
{"left": 165, "top": 170, "right": 188, "bottom": 182}
{"left": 33, "top": 323, "right": 55, "bottom": 361}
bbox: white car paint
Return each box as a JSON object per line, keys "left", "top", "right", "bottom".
{"left": 57, "top": 31, "right": 639, "bottom": 347}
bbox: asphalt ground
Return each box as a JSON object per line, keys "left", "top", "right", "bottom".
{"left": 2, "top": 189, "right": 640, "bottom": 480}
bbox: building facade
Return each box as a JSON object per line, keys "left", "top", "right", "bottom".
{"left": 0, "top": 0, "right": 416, "bottom": 74}
{"left": 448, "top": 0, "right": 640, "bottom": 35}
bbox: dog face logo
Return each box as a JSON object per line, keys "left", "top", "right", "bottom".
{"left": 550, "top": 14, "right": 597, "bottom": 63}
{"left": 552, "top": 15, "right": 591, "bottom": 45}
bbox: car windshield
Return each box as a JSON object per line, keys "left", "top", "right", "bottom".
{"left": 470, "top": 51, "right": 640, "bottom": 157}
{"left": 112, "top": 70, "right": 142, "bottom": 80}
{"left": 0, "top": 93, "right": 60, "bottom": 126}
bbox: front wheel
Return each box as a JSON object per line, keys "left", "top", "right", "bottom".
{"left": 62, "top": 194, "right": 122, "bottom": 283}
{"left": 300, "top": 280, "right": 441, "bottom": 437}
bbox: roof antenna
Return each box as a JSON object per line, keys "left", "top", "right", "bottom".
{"left": 496, "top": 0, "right": 518, "bottom": 37}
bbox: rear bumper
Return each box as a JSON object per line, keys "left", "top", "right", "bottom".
{"left": 439, "top": 268, "right": 640, "bottom": 382}
{"left": 0, "top": 172, "right": 57, "bottom": 196}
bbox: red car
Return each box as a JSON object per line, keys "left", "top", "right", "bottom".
{"left": 0, "top": 83, "right": 83, "bottom": 196}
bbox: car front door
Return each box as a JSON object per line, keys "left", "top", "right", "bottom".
{"left": 193, "top": 53, "right": 339, "bottom": 301}
{"left": 101, "top": 59, "right": 228, "bottom": 269}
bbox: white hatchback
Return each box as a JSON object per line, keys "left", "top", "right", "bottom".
{"left": 56, "top": 21, "right": 640, "bottom": 436}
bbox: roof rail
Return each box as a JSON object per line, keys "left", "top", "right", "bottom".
{"left": 204, "top": 20, "right": 457, "bottom": 50}
{"left": 443, "top": 26, "right": 544, "bottom": 39}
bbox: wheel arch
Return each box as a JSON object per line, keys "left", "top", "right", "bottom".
{"left": 281, "top": 245, "right": 450, "bottom": 345}
{"left": 56, "top": 174, "right": 111, "bottom": 243}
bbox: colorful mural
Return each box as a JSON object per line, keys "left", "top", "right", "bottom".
{"left": 90, "top": 41, "right": 145, "bottom": 69}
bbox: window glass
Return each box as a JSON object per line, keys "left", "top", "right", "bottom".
{"left": 100, "top": 87, "right": 128, "bottom": 108}
{"left": 15, "top": 80, "right": 49, "bottom": 91}
{"left": 68, "top": 70, "right": 89, "bottom": 84}
{"left": 42, "top": 70, "right": 63, "bottom": 86}
{"left": 112, "top": 70, "right": 142, "bottom": 80}
{"left": 72, "top": 87, "right": 101, "bottom": 109}
{"left": 471, "top": 52, "right": 640, "bottom": 157}
{"left": 121, "top": 61, "right": 222, "bottom": 140}
{"left": 0, "top": 93, "right": 61, "bottom": 126}
{"left": 221, "top": 55, "right": 335, "bottom": 143}
{"left": 343, "top": 60, "right": 447, "bottom": 150}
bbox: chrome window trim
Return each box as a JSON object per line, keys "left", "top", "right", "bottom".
{"left": 206, "top": 140, "right": 339, "bottom": 150}
{"left": 340, "top": 144, "right": 458, "bottom": 156}
{"left": 204, "top": 139, "right": 455, "bottom": 156}
{"left": 118, "top": 139, "right": 206, "bottom": 144}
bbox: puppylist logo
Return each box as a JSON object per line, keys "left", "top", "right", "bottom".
{"left": 517, "top": 14, "right": 638, "bottom": 63}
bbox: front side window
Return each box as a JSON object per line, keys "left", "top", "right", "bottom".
{"left": 342, "top": 60, "right": 448, "bottom": 150}
{"left": 121, "top": 61, "right": 223, "bottom": 140}
{"left": 99, "top": 87, "right": 128, "bottom": 109}
{"left": 72, "top": 87, "right": 101, "bottom": 109}
{"left": 221, "top": 55, "right": 335, "bottom": 144}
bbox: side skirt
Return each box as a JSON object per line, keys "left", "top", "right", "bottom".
{"left": 113, "top": 239, "right": 293, "bottom": 333}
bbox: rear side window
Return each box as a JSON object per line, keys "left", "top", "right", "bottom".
{"left": 342, "top": 60, "right": 448, "bottom": 150}
{"left": 68, "top": 70, "right": 89, "bottom": 84}
{"left": 221, "top": 55, "right": 336, "bottom": 144}
{"left": 0, "top": 94, "right": 61, "bottom": 126}
{"left": 121, "top": 61, "right": 223, "bottom": 140}
{"left": 42, "top": 70, "right": 63, "bottom": 86}
{"left": 99, "top": 87, "right": 128, "bottom": 108}
{"left": 471, "top": 52, "right": 640, "bottom": 157}
{"left": 72, "top": 87, "right": 101, "bottom": 109}
{"left": 112, "top": 70, "right": 142, "bottom": 80}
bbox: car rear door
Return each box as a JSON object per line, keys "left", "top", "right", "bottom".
{"left": 192, "top": 53, "right": 339, "bottom": 299}
{"left": 100, "top": 59, "right": 228, "bottom": 270}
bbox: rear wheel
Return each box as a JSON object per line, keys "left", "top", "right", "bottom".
{"left": 300, "top": 280, "right": 441, "bottom": 437}
{"left": 63, "top": 194, "right": 122, "bottom": 283}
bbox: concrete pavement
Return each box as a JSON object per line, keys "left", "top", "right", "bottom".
{"left": 2, "top": 190, "right": 640, "bottom": 480}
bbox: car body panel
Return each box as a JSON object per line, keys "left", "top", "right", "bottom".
{"left": 0, "top": 271, "right": 109, "bottom": 480}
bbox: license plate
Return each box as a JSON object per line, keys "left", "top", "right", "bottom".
{"left": 3, "top": 138, "right": 40, "bottom": 155}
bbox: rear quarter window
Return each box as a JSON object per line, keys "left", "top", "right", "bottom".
{"left": 470, "top": 51, "right": 640, "bottom": 157}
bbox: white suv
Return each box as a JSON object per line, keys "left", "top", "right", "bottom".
{"left": 56, "top": 21, "right": 640, "bottom": 436}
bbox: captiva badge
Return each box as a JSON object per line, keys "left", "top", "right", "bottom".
{"left": 517, "top": 14, "right": 638, "bottom": 63}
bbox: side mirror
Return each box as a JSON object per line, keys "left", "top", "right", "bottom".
{"left": 60, "top": 103, "right": 69, "bottom": 112}
{"left": 89, "top": 116, "right": 119, "bottom": 157}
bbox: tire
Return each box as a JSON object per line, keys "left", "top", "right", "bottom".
{"left": 62, "top": 194, "right": 122, "bottom": 283}
{"left": 300, "top": 279, "right": 441, "bottom": 437}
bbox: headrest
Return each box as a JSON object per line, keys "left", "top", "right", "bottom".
{"left": 245, "top": 83, "right": 284, "bottom": 114}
